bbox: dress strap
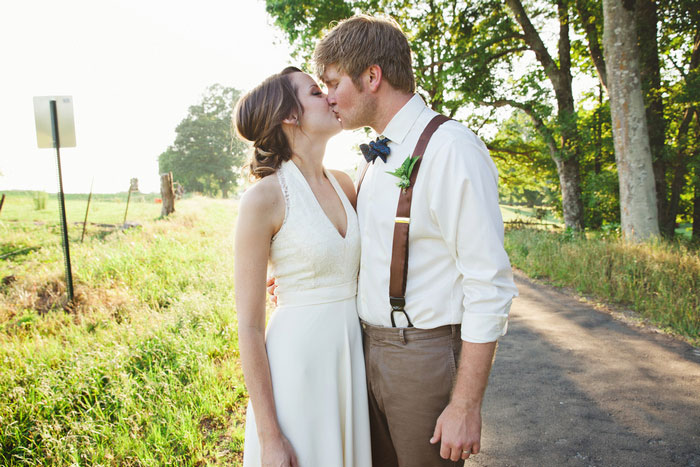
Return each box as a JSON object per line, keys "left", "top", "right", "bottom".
{"left": 279, "top": 162, "right": 293, "bottom": 209}
{"left": 272, "top": 163, "right": 292, "bottom": 241}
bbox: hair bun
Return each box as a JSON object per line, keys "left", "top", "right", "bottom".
{"left": 233, "top": 67, "right": 303, "bottom": 180}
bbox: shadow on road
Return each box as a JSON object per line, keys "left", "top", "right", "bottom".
{"left": 472, "top": 273, "right": 700, "bottom": 467}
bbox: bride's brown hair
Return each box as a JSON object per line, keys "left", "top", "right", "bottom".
{"left": 234, "top": 66, "right": 304, "bottom": 179}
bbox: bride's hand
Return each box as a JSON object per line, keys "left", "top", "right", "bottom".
{"left": 266, "top": 276, "right": 278, "bottom": 305}
{"left": 262, "top": 433, "right": 298, "bottom": 467}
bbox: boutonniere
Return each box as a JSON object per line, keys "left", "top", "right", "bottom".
{"left": 386, "top": 155, "right": 421, "bottom": 191}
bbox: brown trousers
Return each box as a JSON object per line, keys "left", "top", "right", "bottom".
{"left": 361, "top": 321, "right": 464, "bottom": 467}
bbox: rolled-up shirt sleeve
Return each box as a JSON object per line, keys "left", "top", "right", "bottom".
{"left": 428, "top": 131, "right": 518, "bottom": 343}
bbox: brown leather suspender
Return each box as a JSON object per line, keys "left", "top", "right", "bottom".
{"left": 357, "top": 114, "right": 451, "bottom": 327}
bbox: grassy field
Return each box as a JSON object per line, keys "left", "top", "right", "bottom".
{"left": 1, "top": 194, "right": 698, "bottom": 464}
{"left": 1, "top": 194, "right": 247, "bottom": 465}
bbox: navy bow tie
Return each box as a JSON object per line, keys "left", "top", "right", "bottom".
{"left": 360, "top": 137, "right": 391, "bottom": 163}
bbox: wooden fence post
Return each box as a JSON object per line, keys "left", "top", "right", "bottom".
{"left": 160, "top": 172, "right": 175, "bottom": 217}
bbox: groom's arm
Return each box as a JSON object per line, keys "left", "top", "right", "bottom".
{"left": 430, "top": 341, "right": 496, "bottom": 461}
{"left": 426, "top": 131, "right": 518, "bottom": 461}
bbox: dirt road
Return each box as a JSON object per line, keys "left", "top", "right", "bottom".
{"left": 473, "top": 271, "right": 700, "bottom": 467}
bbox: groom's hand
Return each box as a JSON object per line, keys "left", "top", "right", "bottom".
{"left": 430, "top": 402, "right": 482, "bottom": 461}
{"left": 266, "top": 276, "right": 278, "bottom": 305}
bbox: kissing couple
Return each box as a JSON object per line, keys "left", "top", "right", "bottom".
{"left": 233, "top": 14, "right": 518, "bottom": 467}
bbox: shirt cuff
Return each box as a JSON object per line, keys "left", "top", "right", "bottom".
{"left": 460, "top": 302, "right": 511, "bottom": 343}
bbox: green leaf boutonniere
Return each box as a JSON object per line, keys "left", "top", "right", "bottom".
{"left": 386, "top": 155, "right": 421, "bottom": 191}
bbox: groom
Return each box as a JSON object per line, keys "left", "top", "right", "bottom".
{"left": 270, "top": 14, "right": 518, "bottom": 466}
{"left": 315, "top": 15, "right": 517, "bottom": 467}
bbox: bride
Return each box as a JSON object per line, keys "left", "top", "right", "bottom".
{"left": 233, "top": 66, "right": 371, "bottom": 467}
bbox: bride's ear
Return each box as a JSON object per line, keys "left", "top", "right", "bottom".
{"left": 282, "top": 115, "right": 299, "bottom": 126}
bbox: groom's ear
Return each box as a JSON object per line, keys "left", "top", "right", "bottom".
{"left": 366, "top": 64, "right": 383, "bottom": 92}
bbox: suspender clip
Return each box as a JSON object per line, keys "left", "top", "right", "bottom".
{"left": 390, "top": 296, "right": 406, "bottom": 311}
{"left": 390, "top": 296, "right": 414, "bottom": 328}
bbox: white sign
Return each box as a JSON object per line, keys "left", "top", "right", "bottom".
{"left": 33, "top": 96, "right": 76, "bottom": 148}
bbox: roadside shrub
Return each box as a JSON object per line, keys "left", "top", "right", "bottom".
{"left": 505, "top": 227, "right": 700, "bottom": 344}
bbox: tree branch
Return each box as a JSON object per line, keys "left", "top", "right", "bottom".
{"left": 575, "top": 0, "right": 608, "bottom": 90}
{"left": 417, "top": 33, "right": 527, "bottom": 70}
{"left": 504, "top": 0, "right": 562, "bottom": 90}
{"left": 486, "top": 144, "right": 538, "bottom": 163}
{"left": 480, "top": 99, "right": 558, "bottom": 157}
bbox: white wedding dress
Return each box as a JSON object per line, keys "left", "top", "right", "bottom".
{"left": 243, "top": 160, "right": 372, "bottom": 467}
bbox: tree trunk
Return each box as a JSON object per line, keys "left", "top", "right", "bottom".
{"left": 160, "top": 172, "right": 175, "bottom": 217}
{"left": 553, "top": 155, "right": 585, "bottom": 230}
{"left": 594, "top": 85, "right": 603, "bottom": 174}
{"left": 635, "top": 0, "right": 670, "bottom": 235}
{"left": 693, "top": 175, "right": 700, "bottom": 242}
{"left": 505, "top": 0, "right": 586, "bottom": 230}
{"left": 554, "top": 7, "right": 585, "bottom": 231}
{"left": 220, "top": 179, "right": 230, "bottom": 199}
{"left": 603, "top": 0, "right": 659, "bottom": 241}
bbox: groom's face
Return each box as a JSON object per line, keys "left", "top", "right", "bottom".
{"left": 322, "top": 64, "right": 374, "bottom": 130}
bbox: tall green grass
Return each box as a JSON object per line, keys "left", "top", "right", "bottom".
{"left": 0, "top": 197, "right": 246, "bottom": 465}
{"left": 505, "top": 227, "right": 700, "bottom": 344}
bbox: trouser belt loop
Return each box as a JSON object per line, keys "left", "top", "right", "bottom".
{"left": 451, "top": 324, "right": 457, "bottom": 338}
{"left": 399, "top": 328, "right": 406, "bottom": 345}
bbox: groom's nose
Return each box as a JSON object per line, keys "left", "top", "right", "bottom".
{"left": 326, "top": 93, "right": 336, "bottom": 106}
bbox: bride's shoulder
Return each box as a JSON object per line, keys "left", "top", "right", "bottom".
{"left": 238, "top": 174, "right": 285, "bottom": 230}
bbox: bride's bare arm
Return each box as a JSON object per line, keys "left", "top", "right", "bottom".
{"left": 234, "top": 179, "right": 297, "bottom": 465}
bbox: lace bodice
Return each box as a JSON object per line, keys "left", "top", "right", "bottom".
{"left": 270, "top": 161, "right": 360, "bottom": 301}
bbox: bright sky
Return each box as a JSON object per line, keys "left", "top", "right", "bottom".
{"left": 0, "top": 0, "right": 364, "bottom": 194}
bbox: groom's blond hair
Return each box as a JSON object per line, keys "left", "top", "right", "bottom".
{"left": 314, "top": 15, "right": 415, "bottom": 93}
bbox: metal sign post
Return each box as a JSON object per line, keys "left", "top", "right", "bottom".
{"left": 34, "top": 96, "right": 76, "bottom": 304}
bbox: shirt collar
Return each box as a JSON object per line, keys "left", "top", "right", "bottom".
{"left": 379, "top": 94, "right": 427, "bottom": 145}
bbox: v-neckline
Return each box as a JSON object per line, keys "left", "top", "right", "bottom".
{"left": 288, "top": 161, "right": 349, "bottom": 240}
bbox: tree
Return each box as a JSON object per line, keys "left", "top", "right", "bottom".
{"left": 266, "top": 0, "right": 589, "bottom": 230}
{"left": 158, "top": 84, "right": 247, "bottom": 198}
{"left": 576, "top": 0, "right": 700, "bottom": 236}
{"left": 602, "top": 0, "right": 659, "bottom": 240}
{"left": 266, "top": 0, "right": 699, "bottom": 235}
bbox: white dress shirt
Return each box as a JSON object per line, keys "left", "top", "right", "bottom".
{"left": 356, "top": 94, "right": 518, "bottom": 343}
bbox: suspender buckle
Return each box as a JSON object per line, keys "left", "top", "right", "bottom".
{"left": 390, "top": 297, "right": 414, "bottom": 328}
{"left": 390, "top": 296, "right": 405, "bottom": 311}
{"left": 395, "top": 217, "right": 410, "bottom": 224}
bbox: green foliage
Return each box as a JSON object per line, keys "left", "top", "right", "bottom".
{"left": 575, "top": 93, "right": 620, "bottom": 228}
{"left": 159, "top": 84, "right": 247, "bottom": 198}
{"left": 265, "top": 0, "right": 700, "bottom": 234}
{"left": 505, "top": 227, "right": 700, "bottom": 344}
{"left": 490, "top": 110, "right": 558, "bottom": 207}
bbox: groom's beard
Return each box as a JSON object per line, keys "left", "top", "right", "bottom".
{"left": 337, "top": 92, "right": 377, "bottom": 131}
